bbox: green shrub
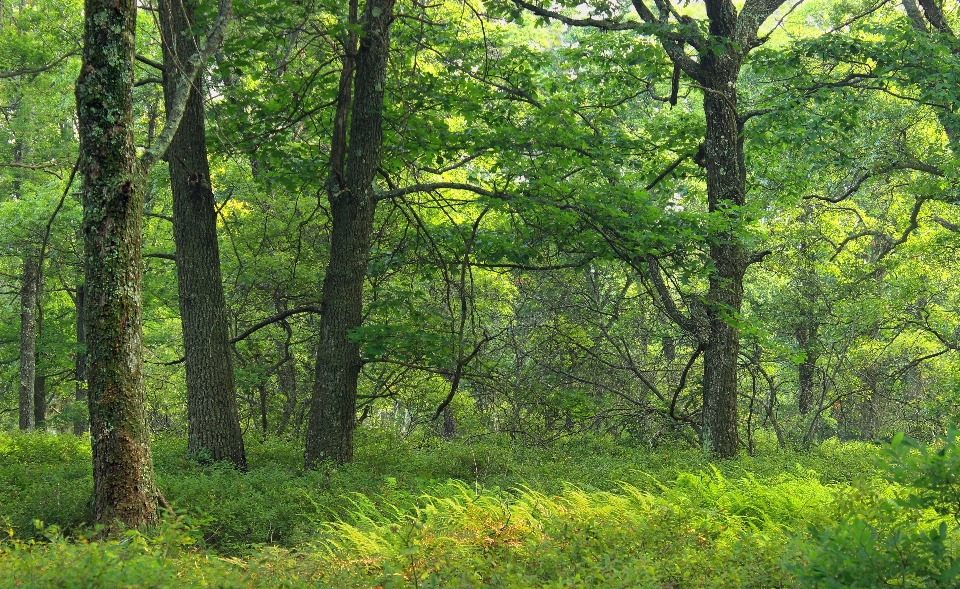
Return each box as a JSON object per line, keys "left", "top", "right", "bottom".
{"left": 791, "top": 430, "right": 960, "bottom": 588}
{"left": 0, "top": 432, "right": 92, "bottom": 538}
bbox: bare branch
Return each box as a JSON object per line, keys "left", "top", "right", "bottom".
{"left": 645, "top": 255, "right": 699, "bottom": 336}
{"left": 134, "top": 77, "right": 163, "bottom": 87}
{"left": 135, "top": 54, "right": 166, "bottom": 71}
{"left": 511, "top": 0, "right": 639, "bottom": 30}
{"left": 139, "top": 0, "right": 233, "bottom": 172}
{"left": 144, "top": 252, "right": 176, "bottom": 261}
{"left": 645, "top": 152, "right": 692, "bottom": 191}
{"left": 876, "top": 196, "right": 928, "bottom": 260}
{"left": 0, "top": 161, "right": 65, "bottom": 179}
{"left": 231, "top": 305, "right": 321, "bottom": 344}
{"left": 0, "top": 51, "right": 78, "bottom": 79}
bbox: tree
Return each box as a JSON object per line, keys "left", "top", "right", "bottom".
{"left": 17, "top": 250, "right": 38, "bottom": 430}
{"left": 159, "top": 0, "right": 246, "bottom": 469}
{"left": 304, "top": 0, "right": 397, "bottom": 468}
{"left": 75, "top": 0, "right": 231, "bottom": 527}
{"left": 504, "top": 0, "right": 788, "bottom": 456}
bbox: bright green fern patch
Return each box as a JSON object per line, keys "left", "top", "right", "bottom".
{"left": 4, "top": 430, "right": 951, "bottom": 588}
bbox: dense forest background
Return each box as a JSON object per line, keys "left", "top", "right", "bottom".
{"left": 3, "top": 0, "right": 960, "bottom": 584}
{"left": 3, "top": 0, "right": 958, "bottom": 458}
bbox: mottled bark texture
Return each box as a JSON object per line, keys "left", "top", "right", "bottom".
{"left": 34, "top": 300, "right": 46, "bottom": 429}
{"left": 74, "top": 283, "right": 88, "bottom": 435}
{"left": 34, "top": 278, "right": 46, "bottom": 428}
{"left": 699, "top": 56, "right": 746, "bottom": 459}
{"left": 796, "top": 321, "right": 818, "bottom": 416}
{"left": 159, "top": 0, "right": 246, "bottom": 469}
{"left": 902, "top": 0, "right": 960, "bottom": 152}
{"left": 76, "top": 0, "right": 158, "bottom": 527}
{"left": 18, "top": 251, "right": 38, "bottom": 430}
{"left": 305, "top": 0, "right": 395, "bottom": 469}
{"left": 632, "top": 0, "right": 787, "bottom": 457}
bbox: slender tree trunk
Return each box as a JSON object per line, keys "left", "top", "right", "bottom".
{"left": 34, "top": 301, "right": 45, "bottom": 429}
{"left": 18, "top": 251, "right": 38, "bottom": 431}
{"left": 796, "top": 321, "right": 818, "bottom": 416}
{"left": 76, "top": 0, "right": 158, "bottom": 527}
{"left": 442, "top": 405, "right": 457, "bottom": 439}
{"left": 34, "top": 373, "right": 46, "bottom": 429}
{"left": 305, "top": 0, "right": 395, "bottom": 468}
{"left": 258, "top": 383, "right": 268, "bottom": 434}
{"left": 74, "top": 283, "right": 88, "bottom": 435}
{"left": 275, "top": 309, "right": 298, "bottom": 436}
{"left": 159, "top": 0, "right": 246, "bottom": 469}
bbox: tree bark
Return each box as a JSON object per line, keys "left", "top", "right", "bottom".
{"left": 76, "top": 0, "right": 158, "bottom": 528}
{"left": 34, "top": 300, "right": 45, "bottom": 429}
{"left": 18, "top": 251, "right": 38, "bottom": 431}
{"left": 159, "top": 0, "right": 246, "bottom": 469}
{"left": 34, "top": 373, "right": 46, "bottom": 429}
{"left": 646, "top": 0, "right": 786, "bottom": 457}
{"left": 274, "top": 308, "right": 298, "bottom": 436}
{"left": 74, "top": 283, "right": 88, "bottom": 435}
{"left": 695, "top": 10, "right": 748, "bottom": 458}
{"left": 796, "top": 322, "right": 818, "bottom": 416}
{"left": 305, "top": 0, "right": 395, "bottom": 468}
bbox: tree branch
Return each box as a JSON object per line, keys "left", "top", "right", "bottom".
{"left": 139, "top": 0, "right": 233, "bottom": 172}
{"left": 0, "top": 51, "right": 78, "bottom": 79}
{"left": 135, "top": 54, "right": 166, "bottom": 71}
{"left": 231, "top": 305, "right": 322, "bottom": 344}
{"left": 511, "top": 0, "right": 639, "bottom": 30}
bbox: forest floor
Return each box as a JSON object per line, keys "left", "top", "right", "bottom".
{"left": 0, "top": 429, "right": 954, "bottom": 588}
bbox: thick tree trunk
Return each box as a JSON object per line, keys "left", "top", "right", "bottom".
{"left": 305, "top": 0, "right": 395, "bottom": 468}
{"left": 305, "top": 182, "right": 377, "bottom": 466}
{"left": 699, "top": 58, "right": 746, "bottom": 458}
{"left": 442, "top": 405, "right": 457, "bottom": 439}
{"left": 74, "top": 283, "right": 88, "bottom": 435}
{"left": 76, "top": 0, "right": 158, "bottom": 527}
{"left": 18, "top": 252, "right": 38, "bottom": 431}
{"left": 159, "top": 0, "right": 246, "bottom": 469}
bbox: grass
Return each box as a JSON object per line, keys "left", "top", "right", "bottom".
{"left": 1, "top": 428, "right": 950, "bottom": 587}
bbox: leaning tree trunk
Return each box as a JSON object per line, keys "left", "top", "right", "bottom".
{"left": 18, "top": 251, "right": 38, "bottom": 431}
{"left": 76, "top": 0, "right": 158, "bottom": 527}
{"left": 159, "top": 0, "right": 246, "bottom": 469}
{"left": 305, "top": 0, "right": 395, "bottom": 469}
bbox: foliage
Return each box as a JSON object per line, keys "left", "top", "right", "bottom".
{"left": 791, "top": 429, "right": 960, "bottom": 587}
{"left": 0, "top": 430, "right": 895, "bottom": 588}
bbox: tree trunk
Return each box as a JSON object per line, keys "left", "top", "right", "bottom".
{"left": 305, "top": 0, "right": 395, "bottom": 468}
{"left": 796, "top": 321, "right": 818, "bottom": 416}
{"left": 698, "top": 53, "right": 746, "bottom": 458}
{"left": 33, "top": 280, "right": 47, "bottom": 430}
{"left": 442, "top": 405, "right": 457, "bottom": 439}
{"left": 76, "top": 0, "right": 158, "bottom": 527}
{"left": 159, "top": 0, "right": 246, "bottom": 469}
{"left": 18, "top": 251, "right": 38, "bottom": 431}
{"left": 34, "top": 300, "right": 45, "bottom": 428}
{"left": 74, "top": 283, "right": 88, "bottom": 435}
{"left": 34, "top": 373, "right": 46, "bottom": 430}
{"left": 274, "top": 311, "right": 298, "bottom": 436}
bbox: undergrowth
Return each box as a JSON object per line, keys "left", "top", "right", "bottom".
{"left": 1, "top": 429, "right": 955, "bottom": 587}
